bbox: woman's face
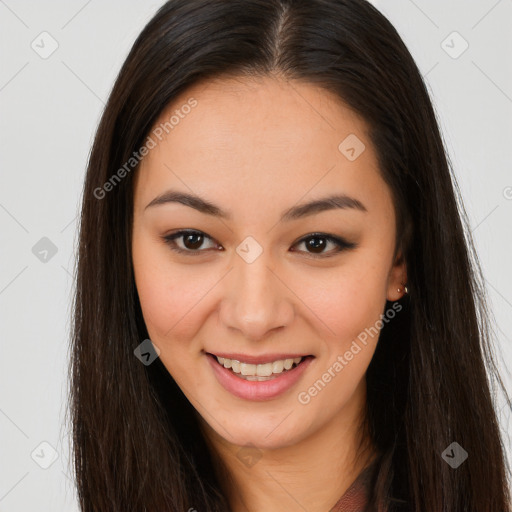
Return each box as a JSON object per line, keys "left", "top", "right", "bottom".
{"left": 132, "top": 76, "right": 406, "bottom": 451}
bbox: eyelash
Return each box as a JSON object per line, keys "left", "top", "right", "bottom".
{"left": 162, "top": 230, "right": 356, "bottom": 258}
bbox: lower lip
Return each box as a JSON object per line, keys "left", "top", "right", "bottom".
{"left": 206, "top": 353, "right": 314, "bottom": 401}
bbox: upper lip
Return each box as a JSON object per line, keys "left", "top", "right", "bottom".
{"left": 207, "top": 352, "right": 312, "bottom": 365}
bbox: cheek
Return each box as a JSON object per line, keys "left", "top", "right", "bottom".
{"left": 132, "top": 233, "right": 207, "bottom": 343}
{"left": 293, "top": 258, "right": 388, "bottom": 347}
{"left": 132, "top": 246, "right": 215, "bottom": 388}
{"left": 134, "top": 266, "right": 215, "bottom": 345}
{"left": 293, "top": 267, "right": 387, "bottom": 413}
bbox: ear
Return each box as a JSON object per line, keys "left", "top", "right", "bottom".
{"left": 386, "top": 248, "right": 408, "bottom": 302}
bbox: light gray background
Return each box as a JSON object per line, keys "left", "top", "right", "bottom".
{"left": 1, "top": 1, "right": 511, "bottom": 510}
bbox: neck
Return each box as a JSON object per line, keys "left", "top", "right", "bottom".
{"left": 198, "top": 380, "right": 376, "bottom": 512}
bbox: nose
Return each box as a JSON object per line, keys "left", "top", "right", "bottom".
{"left": 219, "top": 252, "right": 295, "bottom": 342}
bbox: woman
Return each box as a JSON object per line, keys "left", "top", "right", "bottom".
{"left": 69, "top": 0, "right": 511, "bottom": 510}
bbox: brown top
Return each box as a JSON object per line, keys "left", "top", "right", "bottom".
{"left": 329, "top": 461, "right": 376, "bottom": 512}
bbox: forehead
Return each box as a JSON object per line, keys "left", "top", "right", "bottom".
{"left": 134, "top": 75, "right": 392, "bottom": 220}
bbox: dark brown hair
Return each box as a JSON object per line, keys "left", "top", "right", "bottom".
{"left": 68, "top": 0, "right": 511, "bottom": 510}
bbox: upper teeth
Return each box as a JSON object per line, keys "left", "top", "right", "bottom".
{"left": 216, "top": 356, "right": 303, "bottom": 376}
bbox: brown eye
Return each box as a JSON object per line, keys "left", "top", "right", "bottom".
{"left": 182, "top": 232, "right": 205, "bottom": 250}
{"left": 304, "top": 236, "right": 328, "bottom": 253}
{"left": 162, "top": 230, "right": 356, "bottom": 258}
{"left": 163, "top": 230, "right": 218, "bottom": 254}
{"left": 291, "top": 233, "right": 357, "bottom": 257}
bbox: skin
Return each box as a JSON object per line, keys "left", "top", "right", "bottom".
{"left": 132, "top": 74, "right": 407, "bottom": 512}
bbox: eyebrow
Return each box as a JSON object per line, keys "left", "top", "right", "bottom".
{"left": 144, "top": 189, "right": 367, "bottom": 221}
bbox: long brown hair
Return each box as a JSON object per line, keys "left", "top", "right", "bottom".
{"left": 68, "top": 0, "right": 511, "bottom": 510}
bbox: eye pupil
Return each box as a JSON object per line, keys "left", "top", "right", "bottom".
{"left": 307, "top": 236, "right": 326, "bottom": 253}
{"left": 184, "top": 233, "right": 203, "bottom": 250}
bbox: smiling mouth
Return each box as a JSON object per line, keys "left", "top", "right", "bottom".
{"left": 207, "top": 353, "right": 314, "bottom": 381}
